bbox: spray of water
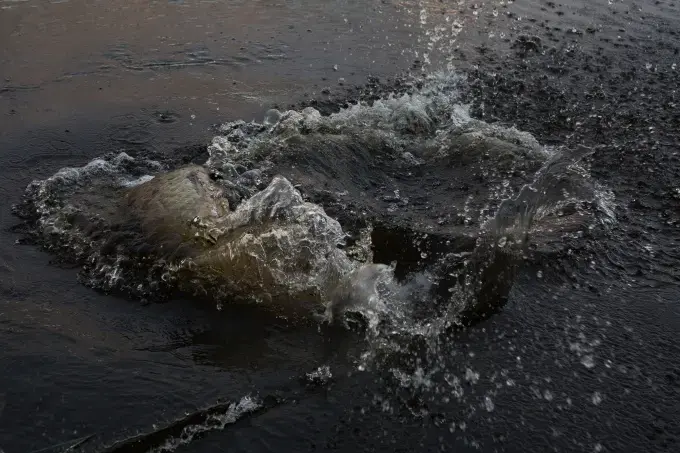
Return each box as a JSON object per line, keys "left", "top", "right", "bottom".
{"left": 13, "top": 70, "right": 614, "bottom": 343}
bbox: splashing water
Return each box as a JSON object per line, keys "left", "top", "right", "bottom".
{"left": 13, "top": 70, "right": 614, "bottom": 341}
{"left": 10, "top": 71, "right": 620, "bottom": 444}
{"left": 149, "top": 396, "right": 262, "bottom": 453}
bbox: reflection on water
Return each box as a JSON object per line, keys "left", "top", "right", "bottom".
{"left": 0, "top": 0, "right": 424, "bottom": 132}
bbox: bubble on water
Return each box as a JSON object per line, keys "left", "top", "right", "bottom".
{"left": 263, "top": 109, "right": 282, "bottom": 126}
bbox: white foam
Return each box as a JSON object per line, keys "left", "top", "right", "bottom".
{"left": 149, "top": 396, "right": 262, "bottom": 453}
{"left": 120, "top": 175, "right": 155, "bottom": 187}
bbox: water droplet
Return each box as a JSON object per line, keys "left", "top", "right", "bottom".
{"left": 465, "top": 368, "right": 480, "bottom": 384}
{"left": 581, "top": 355, "right": 595, "bottom": 369}
{"left": 263, "top": 109, "right": 281, "bottom": 126}
{"left": 591, "top": 391, "right": 603, "bottom": 405}
{"left": 484, "top": 396, "right": 495, "bottom": 412}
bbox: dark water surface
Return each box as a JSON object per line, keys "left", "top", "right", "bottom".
{"left": 1, "top": 1, "right": 680, "bottom": 452}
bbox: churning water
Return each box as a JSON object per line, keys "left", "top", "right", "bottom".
{"left": 13, "top": 72, "right": 613, "bottom": 325}
{"left": 11, "top": 70, "right": 619, "bottom": 450}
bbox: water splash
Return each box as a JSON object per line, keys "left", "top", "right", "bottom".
{"left": 13, "top": 72, "right": 613, "bottom": 330}
{"left": 149, "top": 396, "right": 261, "bottom": 453}
{"left": 11, "top": 72, "right": 619, "bottom": 450}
